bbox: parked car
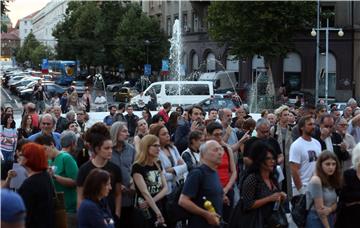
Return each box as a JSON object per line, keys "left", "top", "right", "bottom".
{"left": 107, "top": 81, "right": 131, "bottom": 92}
{"left": 19, "top": 82, "right": 65, "bottom": 100}
{"left": 183, "top": 95, "right": 242, "bottom": 112}
{"left": 329, "top": 102, "right": 347, "bottom": 111}
{"left": 15, "top": 80, "right": 38, "bottom": 95}
{"left": 7, "top": 75, "right": 32, "bottom": 86}
{"left": 113, "top": 87, "right": 138, "bottom": 102}
{"left": 9, "top": 77, "right": 41, "bottom": 94}
{"left": 287, "top": 91, "right": 315, "bottom": 106}
{"left": 72, "top": 80, "right": 86, "bottom": 97}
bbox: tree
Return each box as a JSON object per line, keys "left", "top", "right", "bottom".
{"left": 113, "top": 3, "right": 169, "bottom": 74}
{"left": 15, "top": 32, "right": 53, "bottom": 68}
{"left": 1, "top": 0, "right": 10, "bottom": 16}
{"left": 16, "top": 32, "right": 41, "bottom": 64}
{"left": 207, "top": 1, "right": 316, "bottom": 65}
{"left": 30, "top": 44, "right": 55, "bottom": 68}
{"left": 207, "top": 1, "right": 316, "bottom": 110}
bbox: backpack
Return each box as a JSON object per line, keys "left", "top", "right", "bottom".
{"left": 290, "top": 194, "right": 313, "bottom": 227}
{"left": 165, "top": 166, "right": 205, "bottom": 224}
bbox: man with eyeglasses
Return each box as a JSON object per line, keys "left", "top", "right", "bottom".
{"left": 28, "top": 113, "right": 62, "bottom": 150}
{"left": 315, "top": 114, "right": 350, "bottom": 162}
{"left": 243, "top": 118, "right": 283, "bottom": 168}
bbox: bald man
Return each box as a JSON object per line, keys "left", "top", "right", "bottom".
{"left": 179, "top": 140, "right": 224, "bottom": 228}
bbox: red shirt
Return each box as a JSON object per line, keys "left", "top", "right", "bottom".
{"left": 31, "top": 113, "right": 39, "bottom": 129}
{"left": 217, "top": 148, "right": 230, "bottom": 188}
{"left": 158, "top": 109, "right": 169, "bottom": 123}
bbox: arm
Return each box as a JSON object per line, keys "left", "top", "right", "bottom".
{"left": 290, "top": 162, "right": 302, "bottom": 191}
{"left": 133, "top": 173, "right": 164, "bottom": 216}
{"left": 308, "top": 176, "right": 332, "bottom": 228}
{"left": 223, "top": 147, "right": 237, "bottom": 195}
{"left": 55, "top": 155, "right": 78, "bottom": 188}
{"left": 53, "top": 175, "right": 76, "bottom": 187}
{"left": 77, "top": 187, "right": 84, "bottom": 209}
{"left": 115, "top": 182, "right": 122, "bottom": 218}
{"left": 179, "top": 194, "right": 219, "bottom": 225}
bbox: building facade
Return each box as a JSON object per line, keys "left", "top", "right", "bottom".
{"left": 31, "top": 0, "right": 68, "bottom": 48}
{"left": 17, "top": 11, "right": 38, "bottom": 46}
{"left": 142, "top": 0, "right": 360, "bottom": 102}
{"left": 0, "top": 29, "right": 20, "bottom": 61}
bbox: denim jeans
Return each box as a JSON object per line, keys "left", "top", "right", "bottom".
{"left": 306, "top": 210, "right": 335, "bottom": 228}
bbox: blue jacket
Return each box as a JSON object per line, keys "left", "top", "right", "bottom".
{"left": 28, "top": 131, "right": 62, "bottom": 150}
{"left": 78, "top": 199, "right": 115, "bottom": 228}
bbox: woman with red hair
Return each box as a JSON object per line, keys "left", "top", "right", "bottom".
{"left": 17, "top": 142, "right": 55, "bottom": 228}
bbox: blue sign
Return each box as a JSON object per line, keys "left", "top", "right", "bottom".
{"left": 42, "top": 59, "right": 49, "bottom": 70}
{"left": 162, "top": 59, "right": 169, "bottom": 71}
{"left": 144, "top": 64, "right": 151, "bottom": 76}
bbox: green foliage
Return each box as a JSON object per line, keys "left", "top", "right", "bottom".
{"left": 53, "top": 2, "right": 168, "bottom": 73}
{"left": 1, "top": 0, "right": 10, "bottom": 16}
{"left": 15, "top": 33, "right": 54, "bottom": 68}
{"left": 113, "top": 3, "right": 169, "bottom": 73}
{"left": 207, "top": 1, "right": 316, "bottom": 63}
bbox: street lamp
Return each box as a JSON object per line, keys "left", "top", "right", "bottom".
{"left": 144, "top": 40, "right": 150, "bottom": 64}
{"left": 311, "top": 18, "right": 344, "bottom": 107}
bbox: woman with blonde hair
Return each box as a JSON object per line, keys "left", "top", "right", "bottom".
{"left": 132, "top": 134, "right": 168, "bottom": 227}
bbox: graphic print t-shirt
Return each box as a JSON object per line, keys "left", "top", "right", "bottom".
{"left": 289, "top": 136, "right": 321, "bottom": 188}
{"left": 131, "top": 162, "right": 163, "bottom": 198}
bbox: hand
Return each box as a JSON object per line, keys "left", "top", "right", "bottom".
{"left": 191, "top": 121, "right": 198, "bottom": 131}
{"left": 268, "top": 192, "right": 284, "bottom": 202}
{"left": 138, "top": 200, "right": 149, "bottom": 209}
{"left": 239, "top": 131, "right": 251, "bottom": 144}
{"left": 223, "top": 195, "right": 230, "bottom": 206}
{"left": 340, "top": 142, "right": 347, "bottom": 151}
{"left": 155, "top": 213, "right": 165, "bottom": 226}
{"left": 165, "top": 167, "right": 175, "bottom": 174}
{"left": 226, "top": 126, "right": 232, "bottom": 135}
{"left": 177, "top": 159, "right": 184, "bottom": 165}
{"left": 318, "top": 206, "right": 332, "bottom": 217}
{"left": 320, "top": 127, "right": 330, "bottom": 139}
{"left": 47, "top": 167, "right": 55, "bottom": 177}
{"left": 279, "top": 192, "right": 287, "bottom": 201}
{"left": 7, "top": 169, "right": 17, "bottom": 179}
{"left": 205, "top": 211, "right": 220, "bottom": 226}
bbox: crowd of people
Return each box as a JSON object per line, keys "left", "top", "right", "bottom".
{"left": 1, "top": 96, "right": 360, "bottom": 228}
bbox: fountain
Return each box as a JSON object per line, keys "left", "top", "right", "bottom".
{"left": 248, "top": 67, "right": 276, "bottom": 113}
{"left": 169, "top": 19, "right": 184, "bottom": 85}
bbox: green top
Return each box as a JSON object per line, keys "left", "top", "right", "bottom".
{"left": 49, "top": 151, "right": 79, "bottom": 213}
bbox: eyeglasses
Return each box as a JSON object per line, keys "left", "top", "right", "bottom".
{"left": 77, "top": 113, "right": 84, "bottom": 115}
{"left": 42, "top": 122, "right": 52, "bottom": 126}
{"left": 323, "top": 125, "right": 333, "bottom": 128}
{"left": 150, "top": 144, "right": 161, "bottom": 148}
{"left": 338, "top": 123, "right": 348, "bottom": 127}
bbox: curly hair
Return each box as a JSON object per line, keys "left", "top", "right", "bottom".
{"left": 84, "top": 122, "right": 111, "bottom": 153}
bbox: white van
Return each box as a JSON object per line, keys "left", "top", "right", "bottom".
{"left": 198, "top": 71, "right": 238, "bottom": 93}
{"left": 130, "top": 81, "right": 213, "bottom": 108}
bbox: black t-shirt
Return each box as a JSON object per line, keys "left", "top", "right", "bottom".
{"left": 131, "top": 162, "right": 163, "bottom": 198}
{"left": 18, "top": 171, "right": 54, "bottom": 228}
{"left": 77, "top": 160, "right": 122, "bottom": 212}
{"left": 182, "top": 164, "right": 223, "bottom": 228}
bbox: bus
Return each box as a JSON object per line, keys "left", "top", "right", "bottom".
{"left": 48, "top": 60, "right": 78, "bottom": 85}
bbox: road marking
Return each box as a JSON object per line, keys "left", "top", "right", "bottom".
{"left": 1, "top": 87, "right": 13, "bottom": 101}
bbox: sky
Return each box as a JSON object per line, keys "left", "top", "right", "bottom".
{"left": 7, "top": 0, "right": 50, "bottom": 26}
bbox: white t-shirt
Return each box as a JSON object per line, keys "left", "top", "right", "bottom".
{"left": 289, "top": 136, "right": 321, "bottom": 195}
